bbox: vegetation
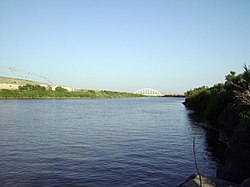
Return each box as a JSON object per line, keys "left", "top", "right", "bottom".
{"left": 0, "top": 84, "right": 143, "bottom": 99}
{"left": 184, "top": 65, "right": 250, "bottom": 124}
{"left": 18, "top": 84, "right": 46, "bottom": 91}
{"left": 55, "top": 86, "right": 68, "bottom": 92}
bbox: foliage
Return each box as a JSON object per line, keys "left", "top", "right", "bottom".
{"left": 18, "top": 84, "right": 46, "bottom": 91}
{"left": 0, "top": 85, "right": 143, "bottom": 99}
{"left": 184, "top": 65, "right": 250, "bottom": 124}
{"left": 55, "top": 86, "right": 68, "bottom": 92}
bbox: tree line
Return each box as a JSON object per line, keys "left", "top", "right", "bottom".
{"left": 0, "top": 84, "right": 142, "bottom": 99}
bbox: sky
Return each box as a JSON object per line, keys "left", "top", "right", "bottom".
{"left": 0, "top": 0, "right": 250, "bottom": 94}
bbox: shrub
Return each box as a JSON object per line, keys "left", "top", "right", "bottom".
{"left": 18, "top": 84, "right": 46, "bottom": 91}
{"left": 55, "top": 86, "right": 68, "bottom": 92}
{"left": 184, "top": 65, "right": 249, "bottom": 124}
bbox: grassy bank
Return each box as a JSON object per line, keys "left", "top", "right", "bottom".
{"left": 0, "top": 84, "right": 142, "bottom": 99}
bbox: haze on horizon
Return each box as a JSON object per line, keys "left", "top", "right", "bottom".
{"left": 0, "top": 0, "right": 250, "bottom": 94}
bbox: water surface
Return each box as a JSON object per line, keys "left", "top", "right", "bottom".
{"left": 0, "top": 98, "right": 221, "bottom": 186}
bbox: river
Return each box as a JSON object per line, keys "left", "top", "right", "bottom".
{"left": 0, "top": 97, "right": 223, "bottom": 186}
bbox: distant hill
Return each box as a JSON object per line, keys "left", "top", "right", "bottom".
{"left": 0, "top": 76, "right": 49, "bottom": 90}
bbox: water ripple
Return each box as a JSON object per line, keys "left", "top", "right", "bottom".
{"left": 0, "top": 98, "right": 221, "bottom": 186}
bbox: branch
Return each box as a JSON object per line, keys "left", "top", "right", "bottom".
{"left": 193, "top": 137, "right": 202, "bottom": 187}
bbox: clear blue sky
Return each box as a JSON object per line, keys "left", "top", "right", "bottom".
{"left": 0, "top": 0, "right": 250, "bottom": 93}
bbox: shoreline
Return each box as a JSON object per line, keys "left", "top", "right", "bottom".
{"left": 0, "top": 96, "right": 143, "bottom": 100}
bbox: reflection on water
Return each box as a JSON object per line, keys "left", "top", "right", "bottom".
{"left": 187, "top": 110, "right": 226, "bottom": 168}
{"left": 0, "top": 98, "right": 223, "bottom": 186}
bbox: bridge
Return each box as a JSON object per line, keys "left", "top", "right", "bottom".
{"left": 134, "top": 88, "right": 163, "bottom": 96}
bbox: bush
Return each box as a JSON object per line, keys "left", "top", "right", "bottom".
{"left": 55, "top": 86, "right": 68, "bottom": 92}
{"left": 18, "top": 84, "right": 46, "bottom": 91}
{"left": 184, "top": 66, "right": 249, "bottom": 124}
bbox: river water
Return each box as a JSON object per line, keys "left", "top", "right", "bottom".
{"left": 0, "top": 97, "right": 222, "bottom": 186}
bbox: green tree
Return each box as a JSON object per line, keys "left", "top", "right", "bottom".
{"left": 55, "top": 86, "right": 68, "bottom": 92}
{"left": 18, "top": 84, "right": 46, "bottom": 91}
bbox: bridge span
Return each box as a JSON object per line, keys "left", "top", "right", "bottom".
{"left": 134, "top": 88, "right": 163, "bottom": 96}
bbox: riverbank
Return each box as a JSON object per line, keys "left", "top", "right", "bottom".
{"left": 0, "top": 91, "right": 142, "bottom": 99}
{"left": 0, "top": 77, "right": 144, "bottom": 99}
{"left": 0, "top": 86, "right": 142, "bottom": 99}
{"left": 183, "top": 66, "right": 250, "bottom": 184}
